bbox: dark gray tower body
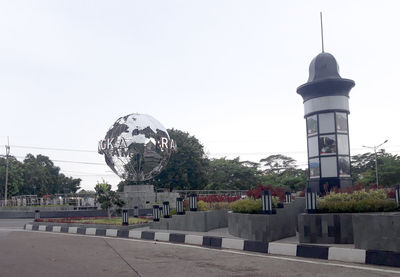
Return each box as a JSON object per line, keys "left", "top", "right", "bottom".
{"left": 297, "top": 53, "right": 355, "bottom": 194}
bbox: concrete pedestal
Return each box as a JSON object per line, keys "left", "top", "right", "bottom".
{"left": 120, "top": 185, "right": 156, "bottom": 209}
{"left": 298, "top": 213, "right": 354, "bottom": 244}
{"left": 228, "top": 198, "right": 306, "bottom": 243}
{"left": 353, "top": 213, "right": 400, "bottom": 252}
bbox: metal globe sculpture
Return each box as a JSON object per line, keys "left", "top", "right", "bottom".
{"left": 98, "top": 113, "right": 176, "bottom": 181}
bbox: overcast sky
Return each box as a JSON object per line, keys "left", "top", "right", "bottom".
{"left": 1, "top": 0, "right": 399, "bottom": 191}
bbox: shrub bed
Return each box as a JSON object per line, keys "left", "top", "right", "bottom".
{"left": 317, "top": 189, "right": 399, "bottom": 213}
{"left": 246, "top": 185, "right": 287, "bottom": 202}
{"left": 198, "top": 195, "right": 241, "bottom": 203}
{"left": 229, "top": 197, "right": 281, "bottom": 214}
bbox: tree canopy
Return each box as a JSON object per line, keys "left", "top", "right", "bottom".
{"left": 0, "top": 154, "right": 81, "bottom": 198}
{"left": 205, "top": 157, "right": 261, "bottom": 190}
{"left": 118, "top": 128, "right": 209, "bottom": 191}
{"left": 116, "top": 129, "right": 308, "bottom": 192}
{"left": 352, "top": 150, "right": 400, "bottom": 186}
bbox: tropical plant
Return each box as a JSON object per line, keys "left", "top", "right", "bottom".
{"left": 95, "top": 181, "right": 125, "bottom": 218}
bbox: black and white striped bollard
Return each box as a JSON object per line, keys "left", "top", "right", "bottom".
{"left": 34, "top": 210, "right": 40, "bottom": 221}
{"left": 306, "top": 188, "right": 317, "bottom": 214}
{"left": 133, "top": 206, "right": 139, "bottom": 218}
{"left": 122, "top": 209, "right": 129, "bottom": 226}
{"left": 163, "top": 201, "right": 170, "bottom": 218}
{"left": 285, "top": 192, "right": 292, "bottom": 203}
{"left": 262, "top": 190, "right": 272, "bottom": 214}
{"left": 176, "top": 197, "right": 184, "bottom": 215}
{"left": 189, "top": 193, "right": 197, "bottom": 211}
{"left": 152, "top": 205, "right": 160, "bottom": 222}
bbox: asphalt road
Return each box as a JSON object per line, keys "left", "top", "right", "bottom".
{"left": 0, "top": 218, "right": 31, "bottom": 228}
{"left": 0, "top": 228, "right": 400, "bottom": 277}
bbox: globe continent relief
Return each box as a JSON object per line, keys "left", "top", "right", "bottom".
{"left": 98, "top": 113, "right": 176, "bottom": 181}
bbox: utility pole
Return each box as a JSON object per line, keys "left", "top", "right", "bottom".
{"left": 362, "top": 139, "right": 388, "bottom": 187}
{"left": 4, "top": 137, "right": 10, "bottom": 206}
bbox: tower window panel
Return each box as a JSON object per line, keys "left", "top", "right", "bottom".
{"left": 319, "top": 135, "right": 336, "bottom": 155}
{"left": 321, "top": 156, "right": 338, "bottom": 178}
{"left": 319, "top": 113, "right": 335, "bottom": 134}
{"left": 338, "top": 157, "right": 351, "bottom": 177}
{"left": 307, "top": 115, "right": 318, "bottom": 136}
{"left": 308, "top": 136, "right": 318, "bottom": 157}
{"left": 309, "top": 158, "right": 320, "bottom": 178}
{"left": 336, "top": 112, "right": 348, "bottom": 133}
{"left": 337, "top": 134, "right": 349, "bottom": 155}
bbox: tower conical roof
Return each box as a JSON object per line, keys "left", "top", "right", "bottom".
{"left": 297, "top": 52, "right": 355, "bottom": 102}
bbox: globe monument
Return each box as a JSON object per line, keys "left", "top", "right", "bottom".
{"left": 99, "top": 113, "right": 177, "bottom": 208}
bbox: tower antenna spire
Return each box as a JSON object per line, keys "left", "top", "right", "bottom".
{"left": 320, "top": 12, "right": 325, "bottom": 53}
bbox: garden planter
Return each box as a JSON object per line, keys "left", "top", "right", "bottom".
{"left": 298, "top": 213, "right": 354, "bottom": 244}
{"left": 150, "top": 210, "right": 228, "bottom": 232}
{"left": 353, "top": 212, "right": 400, "bottom": 252}
{"left": 228, "top": 199, "right": 305, "bottom": 242}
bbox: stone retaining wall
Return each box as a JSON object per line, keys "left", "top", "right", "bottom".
{"left": 298, "top": 213, "right": 354, "bottom": 244}
{"left": 150, "top": 210, "right": 228, "bottom": 232}
{"left": 228, "top": 198, "right": 305, "bottom": 242}
{"left": 353, "top": 213, "right": 400, "bottom": 252}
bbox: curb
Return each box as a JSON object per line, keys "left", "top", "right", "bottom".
{"left": 24, "top": 223, "right": 400, "bottom": 268}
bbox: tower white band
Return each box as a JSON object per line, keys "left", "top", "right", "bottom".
{"left": 304, "top": 95, "right": 349, "bottom": 116}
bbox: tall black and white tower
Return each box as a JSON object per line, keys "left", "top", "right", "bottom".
{"left": 297, "top": 52, "right": 355, "bottom": 194}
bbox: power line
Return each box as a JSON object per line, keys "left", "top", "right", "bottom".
{"left": 10, "top": 145, "right": 97, "bottom": 153}
{"left": 10, "top": 155, "right": 106, "bottom": 166}
{"left": 52, "top": 159, "right": 105, "bottom": 166}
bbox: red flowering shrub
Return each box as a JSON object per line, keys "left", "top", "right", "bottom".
{"left": 329, "top": 182, "right": 396, "bottom": 199}
{"left": 183, "top": 199, "right": 189, "bottom": 210}
{"left": 246, "top": 185, "right": 287, "bottom": 202}
{"left": 387, "top": 187, "right": 396, "bottom": 199}
{"left": 197, "top": 195, "right": 241, "bottom": 203}
{"left": 330, "top": 183, "right": 366, "bottom": 194}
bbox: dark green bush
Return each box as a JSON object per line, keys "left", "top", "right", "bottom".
{"left": 229, "top": 199, "right": 262, "bottom": 214}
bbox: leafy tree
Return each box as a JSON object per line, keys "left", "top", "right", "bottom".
{"left": 147, "top": 129, "right": 209, "bottom": 191}
{"left": 352, "top": 151, "right": 400, "bottom": 186}
{"left": 21, "top": 154, "right": 81, "bottom": 195}
{"left": 0, "top": 156, "right": 24, "bottom": 197}
{"left": 351, "top": 152, "right": 376, "bottom": 182}
{"left": 95, "top": 181, "right": 125, "bottom": 218}
{"left": 260, "top": 154, "right": 297, "bottom": 174}
{"left": 204, "top": 157, "right": 260, "bottom": 190}
{"left": 0, "top": 154, "right": 81, "bottom": 198}
{"left": 259, "top": 155, "right": 306, "bottom": 191}
{"left": 22, "top": 154, "right": 52, "bottom": 195}
{"left": 259, "top": 168, "right": 307, "bottom": 191}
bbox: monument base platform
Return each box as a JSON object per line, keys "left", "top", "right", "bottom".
{"left": 120, "top": 185, "right": 156, "bottom": 209}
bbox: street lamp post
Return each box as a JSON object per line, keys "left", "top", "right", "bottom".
{"left": 4, "top": 137, "right": 10, "bottom": 207}
{"left": 362, "top": 140, "right": 388, "bottom": 187}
